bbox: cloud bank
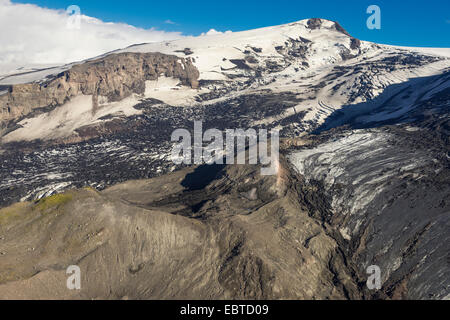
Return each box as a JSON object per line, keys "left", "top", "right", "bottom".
{"left": 0, "top": 0, "right": 184, "bottom": 74}
{"left": 201, "top": 29, "right": 233, "bottom": 36}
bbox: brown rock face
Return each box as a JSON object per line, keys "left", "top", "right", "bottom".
{"left": 0, "top": 52, "right": 200, "bottom": 132}
{"left": 350, "top": 38, "right": 361, "bottom": 50}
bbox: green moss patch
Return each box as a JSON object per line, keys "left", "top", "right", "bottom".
{"left": 34, "top": 193, "right": 73, "bottom": 214}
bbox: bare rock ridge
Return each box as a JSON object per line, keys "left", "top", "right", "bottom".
{"left": 307, "top": 18, "right": 350, "bottom": 36}
{"left": 0, "top": 52, "right": 200, "bottom": 131}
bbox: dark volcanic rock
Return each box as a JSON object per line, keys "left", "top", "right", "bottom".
{"left": 334, "top": 22, "right": 351, "bottom": 36}
{"left": 350, "top": 38, "right": 361, "bottom": 50}
{"left": 307, "top": 18, "right": 323, "bottom": 30}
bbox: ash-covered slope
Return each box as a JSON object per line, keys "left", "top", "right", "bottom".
{"left": 0, "top": 160, "right": 365, "bottom": 300}
{"left": 1, "top": 122, "right": 448, "bottom": 299}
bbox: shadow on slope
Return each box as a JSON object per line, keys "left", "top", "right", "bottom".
{"left": 181, "top": 164, "right": 226, "bottom": 191}
{"left": 313, "top": 71, "right": 450, "bottom": 134}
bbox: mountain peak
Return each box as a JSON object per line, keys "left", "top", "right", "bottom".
{"left": 284, "top": 18, "right": 352, "bottom": 37}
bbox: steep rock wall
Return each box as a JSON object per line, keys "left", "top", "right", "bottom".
{"left": 0, "top": 52, "right": 200, "bottom": 132}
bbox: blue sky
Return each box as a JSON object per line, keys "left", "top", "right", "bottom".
{"left": 11, "top": 0, "right": 450, "bottom": 47}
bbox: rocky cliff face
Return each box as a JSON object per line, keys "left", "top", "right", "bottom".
{"left": 0, "top": 52, "right": 200, "bottom": 132}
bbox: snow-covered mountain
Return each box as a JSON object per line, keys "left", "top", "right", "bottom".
{"left": 1, "top": 18, "right": 448, "bottom": 143}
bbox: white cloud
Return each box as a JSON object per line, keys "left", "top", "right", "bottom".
{"left": 164, "top": 19, "right": 176, "bottom": 25}
{"left": 0, "top": 0, "right": 184, "bottom": 74}
{"left": 201, "top": 29, "right": 233, "bottom": 36}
